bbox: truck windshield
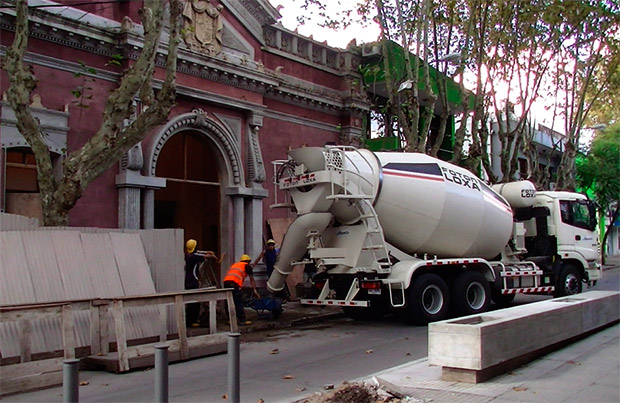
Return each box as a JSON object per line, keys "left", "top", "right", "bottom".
{"left": 559, "top": 200, "right": 597, "bottom": 231}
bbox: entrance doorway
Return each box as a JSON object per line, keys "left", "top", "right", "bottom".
{"left": 154, "top": 131, "right": 221, "bottom": 255}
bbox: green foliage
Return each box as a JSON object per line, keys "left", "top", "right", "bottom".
{"left": 72, "top": 60, "right": 96, "bottom": 109}
{"left": 105, "top": 53, "right": 123, "bottom": 67}
{"left": 577, "top": 123, "right": 620, "bottom": 211}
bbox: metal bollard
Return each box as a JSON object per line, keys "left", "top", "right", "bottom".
{"left": 63, "top": 358, "right": 80, "bottom": 403}
{"left": 228, "top": 333, "right": 241, "bottom": 403}
{"left": 154, "top": 344, "right": 169, "bottom": 403}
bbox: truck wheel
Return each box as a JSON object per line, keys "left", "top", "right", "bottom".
{"left": 451, "top": 271, "right": 491, "bottom": 316}
{"left": 405, "top": 273, "right": 450, "bottom": 325}
{"left": 554, "top": 264, "right": 582, "bottom": 297}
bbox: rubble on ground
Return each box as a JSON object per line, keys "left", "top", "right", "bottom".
{"left": 297, "top": 378, "right": 428, "bottom": 403}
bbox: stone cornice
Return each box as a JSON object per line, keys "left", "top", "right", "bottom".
{"left": 262, "top": 109, "right": 340, "bottom": 133}
{"left": 262, "top": 24, "right": 363, "bottom": 74}
{"left": 1, "top": 3, "right": 367, "bottom": 116}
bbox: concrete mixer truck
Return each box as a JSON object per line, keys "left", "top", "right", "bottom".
{"left": 266, "top": 146, "right": 601, "bottom": 324}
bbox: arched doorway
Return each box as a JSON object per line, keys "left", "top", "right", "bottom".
{"left": 154, "top": 131, "right": 221, "bottom": 255}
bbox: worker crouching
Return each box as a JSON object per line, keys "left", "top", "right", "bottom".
{"left": 224, "top": 254, "right": 261, "bottom": 325}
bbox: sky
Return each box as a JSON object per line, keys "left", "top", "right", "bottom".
{"left": 268, "top": 0, "right": 380, "bottom": 49}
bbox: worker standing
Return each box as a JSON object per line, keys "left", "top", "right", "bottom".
{"left": 184, "top": 239, "right": 204, "bottom": 327}
{"left": 253, "top": 239, "right": 279, "bottom": 278}
{"left": 224, "top": 254, "right": 261, "bottom": 325}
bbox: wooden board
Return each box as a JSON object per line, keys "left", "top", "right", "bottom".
{"left": 52, "top": 231, "right": 95, "bottom": 300}
{"left": 21, "top": 231, "right": 65, "bottom": 303}
{"left": 80, "top": 233, "right": 125, "bottom": 297}
{"left": 110, "top": 233, "right": 156, "bottom": 295}
{"left": 0, "top": 232, "right": 36, "bottom": 305}
{"left": 109, "top": 233, "right": 159, "bottom": 340}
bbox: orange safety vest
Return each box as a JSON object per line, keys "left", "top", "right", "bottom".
{"left": 224, "top": 262, "right": 248, "bottom": 287}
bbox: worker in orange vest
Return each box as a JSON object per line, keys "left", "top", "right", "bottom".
{"left": 223, "top": 254, "right": 260, "bottom": 325}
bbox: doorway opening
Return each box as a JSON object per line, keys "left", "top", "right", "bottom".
{"left": 154, "top": 131, "right": 221, "bottom": 257}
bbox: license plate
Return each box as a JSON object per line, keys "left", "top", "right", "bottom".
{"left": 368, "top": 289, "right": 381, "bottom": 295}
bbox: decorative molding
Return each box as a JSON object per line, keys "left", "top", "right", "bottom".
{"left": 213, "top": 113, "right": 242, "bottom": 148}
{"left": 122, "top": 142, "right": 144, "bottom": 172}
{"left": 182, "top": 0, "right": 224, "bottom": 55}
{"left": 220, "top": 19, "right": 254, "bottom": 58}
{"left": 262, "top": 109, "right": 341, "bottom": 133}
{"left": 247, "top": 114, "right": 266, "bottom": 183}
{"left": 147, "top": 109, "right": 244, "bottom": 187}
{"left": 219, "top": 0, "right": 278, "bottom": 45}
{"left": 0, "top": 102, "right": 69, "bottom": 155}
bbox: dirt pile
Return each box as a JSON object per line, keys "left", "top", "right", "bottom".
{"left": 298, "top": 380, "right": 427, "bottom": 403}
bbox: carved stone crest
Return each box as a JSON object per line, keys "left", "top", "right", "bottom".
{"left": 182, "top": 0, "right": 224, "bottom": 55}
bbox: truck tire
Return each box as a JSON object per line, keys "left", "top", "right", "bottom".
{"left": 451, "top": 271, "right": 491, "bottom": 316}
{"left": 405, "top": 273, "right": 450, "bottom": 325}
{"left": 554, "top": 264, "right": 582, "bottom": 297}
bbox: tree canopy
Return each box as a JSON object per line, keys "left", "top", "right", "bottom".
{"left": 296, "top": 0, "right": 620, "bottom": 187}
{"left": 577, "top": 123, "right": 620, "bottom": 260}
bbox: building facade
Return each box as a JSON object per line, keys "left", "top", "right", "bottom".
{"left": 0, "top": 0, "right": 370, "bottom": 268}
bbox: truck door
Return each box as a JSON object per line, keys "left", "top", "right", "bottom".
{"left": 557, "top": 199, "right": 599, "bottom": 263}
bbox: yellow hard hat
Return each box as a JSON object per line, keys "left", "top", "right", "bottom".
{"left": 186, "top": 239, "right": 197, "bottom": 253}
{"left": 240, "top": 254, "right": 251, "bottom": 262}
{"left": 266, "top": 239, "right": 276, "bottom": 245}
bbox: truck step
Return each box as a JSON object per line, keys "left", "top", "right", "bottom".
{"left": 500, "top": 270, "right": 543, "bottom": 277}
{"left": 501, "top": 286, "right": 554, "bottom": 294}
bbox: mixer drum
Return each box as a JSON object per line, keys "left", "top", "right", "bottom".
{"left": 351, "top": 151, "right": 514, "bottom": 260}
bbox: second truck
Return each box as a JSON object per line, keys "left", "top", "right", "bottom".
{"left": 266, "top": 146, "right": 601, "bottom": 324}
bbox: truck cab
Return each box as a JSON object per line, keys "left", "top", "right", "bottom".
{"left": 533, "top": 191, "right": 601, "bottom": 286}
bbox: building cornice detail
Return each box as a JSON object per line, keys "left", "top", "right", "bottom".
{"left": 1, "top": 4, "right": 368, "bottom": 115}
{"left": 262, "top": 109, "right": 341, "bottom": 133}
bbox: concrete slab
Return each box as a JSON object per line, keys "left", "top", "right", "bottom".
{"left": 428, "top": 291, "right": 619, "bottom": 382}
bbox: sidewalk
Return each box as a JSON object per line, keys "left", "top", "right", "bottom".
{"left": 355, "top": 263, "right": 620, "bottom": 402}
{"left": 365, "top": 323, "right": 619, "bottom": 403}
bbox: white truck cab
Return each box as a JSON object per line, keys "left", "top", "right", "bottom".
{"left": 533, "top": 191, "right": 601, "bottom": 284}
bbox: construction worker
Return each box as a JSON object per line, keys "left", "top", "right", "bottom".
{"left": 223, "top": 254, "right": 260, "bottom": 325}
{"left": 253, "top": 239, "right": 279, "bottom": 278}
{"left": 184, "top": 239, "right": 206, "bottom": 327}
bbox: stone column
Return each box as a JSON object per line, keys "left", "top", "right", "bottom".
{"left": 118, "top": 187, "right": 142, "bottom": 229}
{"left": 227, "top": 186, "right": 268, "bottom": 263}
{"left": 143, "top": 188, "right": 155, "bottom": 229}
{"left": 116, "top": 170, "right": 165, "bottom": 229}
{"left": 233, "top": 196, "right": 244, "bottom": 260}
{"left": 244, "top": 196, "right": 267, "bottom": 263}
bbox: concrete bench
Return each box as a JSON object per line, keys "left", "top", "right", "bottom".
{"left": 428, "top": 291, "right": 619, "bottom": 383}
